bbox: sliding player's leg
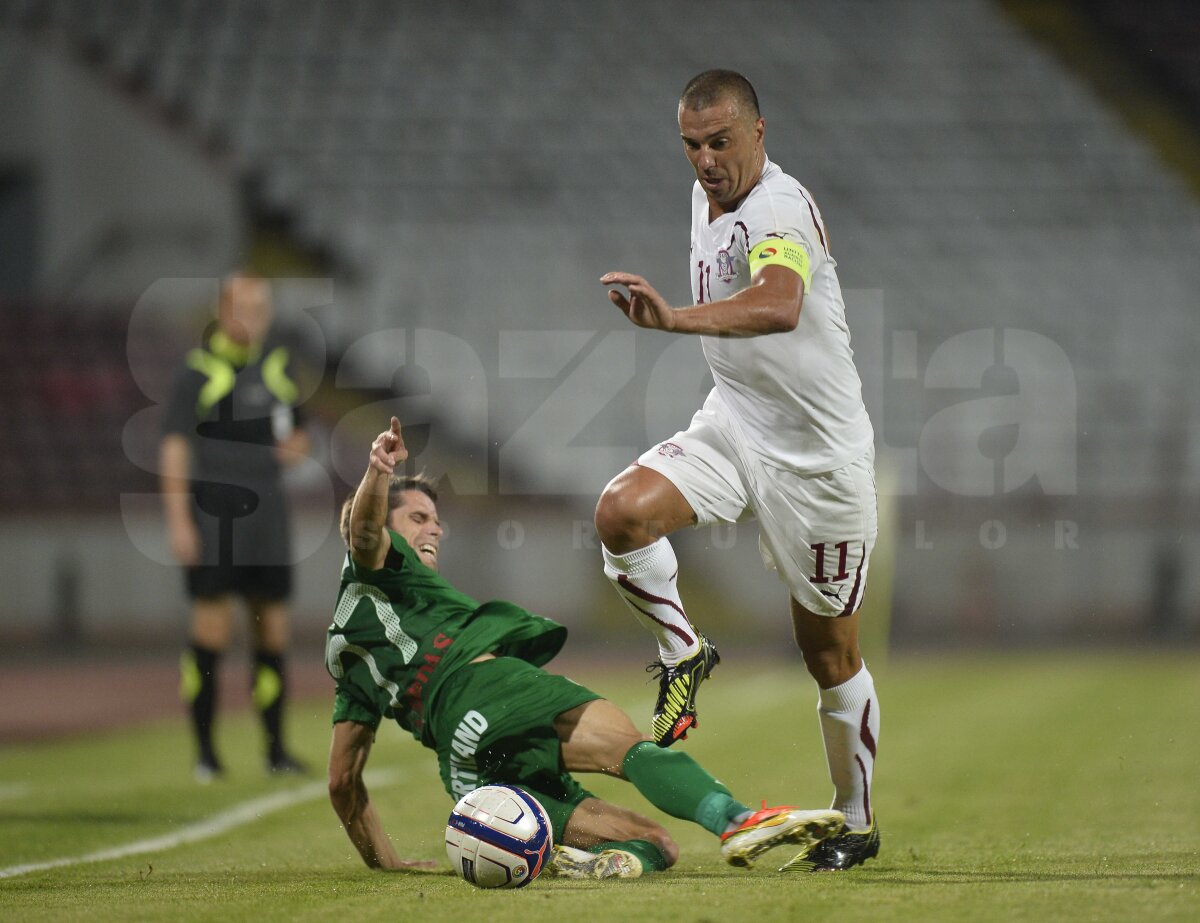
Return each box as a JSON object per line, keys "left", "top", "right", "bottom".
{"left": 556, "top": 699, "right": 844, "bottom": 869}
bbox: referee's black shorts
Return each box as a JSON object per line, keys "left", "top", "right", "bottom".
{"left": 184, "top": 480, "right": 294, "bottom": 602}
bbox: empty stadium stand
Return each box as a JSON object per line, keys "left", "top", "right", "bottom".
{"left": 1, "top": 0, "right": 1197, "bottom": 638}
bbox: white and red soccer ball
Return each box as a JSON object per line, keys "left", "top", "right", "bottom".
{"left": 445, "top": 785, "right": 553, "bottom": 889}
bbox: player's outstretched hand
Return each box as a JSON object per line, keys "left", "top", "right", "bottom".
{"left": 369, "top": 416, "right": 408, "bottom": 475}
{"left": 601, "top": 271, "right": 677, "bottom": 332}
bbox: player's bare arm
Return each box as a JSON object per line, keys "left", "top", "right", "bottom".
{"left": 348, "top": 416, "right": 407, "bottom": 570}
{"left": 329, "top": 720, "right": 435, "bottom": 871}
{"left": 601, "top": 263, "right": 803, "bottom": 337}
{"left": 328, "top": 720, "right": 395, "bottom": 868}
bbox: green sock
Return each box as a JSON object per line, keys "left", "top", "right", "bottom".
{"left": 591, "top": 838, "right": 669, "bottom": 873}
{"left": 622, "top": 740, "right": 750, "bottom": 837}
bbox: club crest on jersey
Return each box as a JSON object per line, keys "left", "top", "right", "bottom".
{"left": 714, "top": 248, "right": 735, "bottom": 282}
{"left": 656, "top": 442, "right": 685, "bottom": 458}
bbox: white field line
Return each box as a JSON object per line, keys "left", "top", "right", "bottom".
{"left": 0, "top": 769, "right": 401, "bottom": 880}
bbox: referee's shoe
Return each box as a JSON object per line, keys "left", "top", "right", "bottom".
{"left": 267, "top": 752, "right": 310, "bottom": 776}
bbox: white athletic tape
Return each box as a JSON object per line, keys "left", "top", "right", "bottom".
{"left": 0, "top": 768, "right": 401, "bottom": 879}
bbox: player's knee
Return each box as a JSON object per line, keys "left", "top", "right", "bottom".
{"left": 593, "top": 481, "right": 629, "bottom": 545}
{"left": 595, "top": 478, "right": 655, "bottom": 550}
{"left": 601, "top": 730, "right": 651, "bottom": 777}
{"left": 795, "top": 640, "right": 861, "bottom": 688}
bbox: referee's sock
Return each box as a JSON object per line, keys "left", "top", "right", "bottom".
{"left": 602, "top": 538, "right": 699, "bottom": 666}
{"left": 181, "top": 644, "right": 220, "bottom": 766}
{"left": 253, "top": 650, "right": 288, "bottom": 763}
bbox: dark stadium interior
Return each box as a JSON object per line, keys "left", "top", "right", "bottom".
{"left": 0, "top": 0, "right": 1197, "bottom": 682}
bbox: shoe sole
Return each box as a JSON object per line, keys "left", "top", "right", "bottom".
{"left": 722, "top": 810, "right": 845, "bottom": 869}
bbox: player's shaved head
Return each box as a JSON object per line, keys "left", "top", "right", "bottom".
{"left": 677, "top": 70, "right": 766, "bottom": 214}
{"left": 680, "top": 69, "right": 761, "bottom": 123}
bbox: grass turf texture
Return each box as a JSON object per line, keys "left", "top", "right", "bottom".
{"left": 1, "top": 652, "right": 1196, "bottom": 922}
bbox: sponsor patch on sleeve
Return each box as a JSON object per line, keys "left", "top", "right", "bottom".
{"left": 748, "top": 237, "right": 812, "bottom": 289}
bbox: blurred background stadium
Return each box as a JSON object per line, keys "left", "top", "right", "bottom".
{"left": 1, "top": 0, "right": 1197, "bottom": 711}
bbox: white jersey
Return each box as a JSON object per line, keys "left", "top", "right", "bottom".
{"left": 689, "top": 156, "right": 873, "bottom": 474}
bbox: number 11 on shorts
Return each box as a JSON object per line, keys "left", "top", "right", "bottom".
{"left": 810, "top": 541, "right": 851, "bottom": 583}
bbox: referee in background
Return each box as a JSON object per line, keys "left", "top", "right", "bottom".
{"left": 160, "top": 273, "right": 310, "bottom": 781}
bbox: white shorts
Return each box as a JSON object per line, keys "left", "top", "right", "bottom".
{"left": 636, "top": 392, "right": 878, "bottom": 617}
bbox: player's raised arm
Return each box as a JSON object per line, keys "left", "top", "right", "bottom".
{"left": 601, "top": 263, "right": 803, "bottom": 337}
{"left": 348, "top": 417, "right": 407, "bottom": 570}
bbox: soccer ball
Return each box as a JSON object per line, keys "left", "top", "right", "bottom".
{"left": 445, "top": 785, "right": 553, "bottom": 889}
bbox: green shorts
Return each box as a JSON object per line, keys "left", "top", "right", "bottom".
{"left": 429, "top": 657, "right": 602, "bottom": 840}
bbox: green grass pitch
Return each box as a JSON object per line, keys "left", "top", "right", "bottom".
{"left": 1, "top": 652, "right": 1197, "bottom": 922}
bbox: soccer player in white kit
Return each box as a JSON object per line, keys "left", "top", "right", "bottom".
{"left": 596, "top": 70, "right": 880, "bottom": 871}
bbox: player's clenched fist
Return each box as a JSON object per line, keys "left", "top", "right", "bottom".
{"left": 369, "top": 416, "right": 408, "bottom": 475}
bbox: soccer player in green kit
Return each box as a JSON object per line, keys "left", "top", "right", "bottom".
{"left": 326, "top": 417, "right": 845, "bottom": 878}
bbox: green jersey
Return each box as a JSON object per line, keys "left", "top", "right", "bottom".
{"left": 325, "top": 529, "right": 567, "bottom": 744}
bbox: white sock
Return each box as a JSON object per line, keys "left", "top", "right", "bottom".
{"left": 601, "top": 538, "right": 698, "bottom": 665}
{"left": 817, "top": 663, "right": 879, "bottom": 831}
